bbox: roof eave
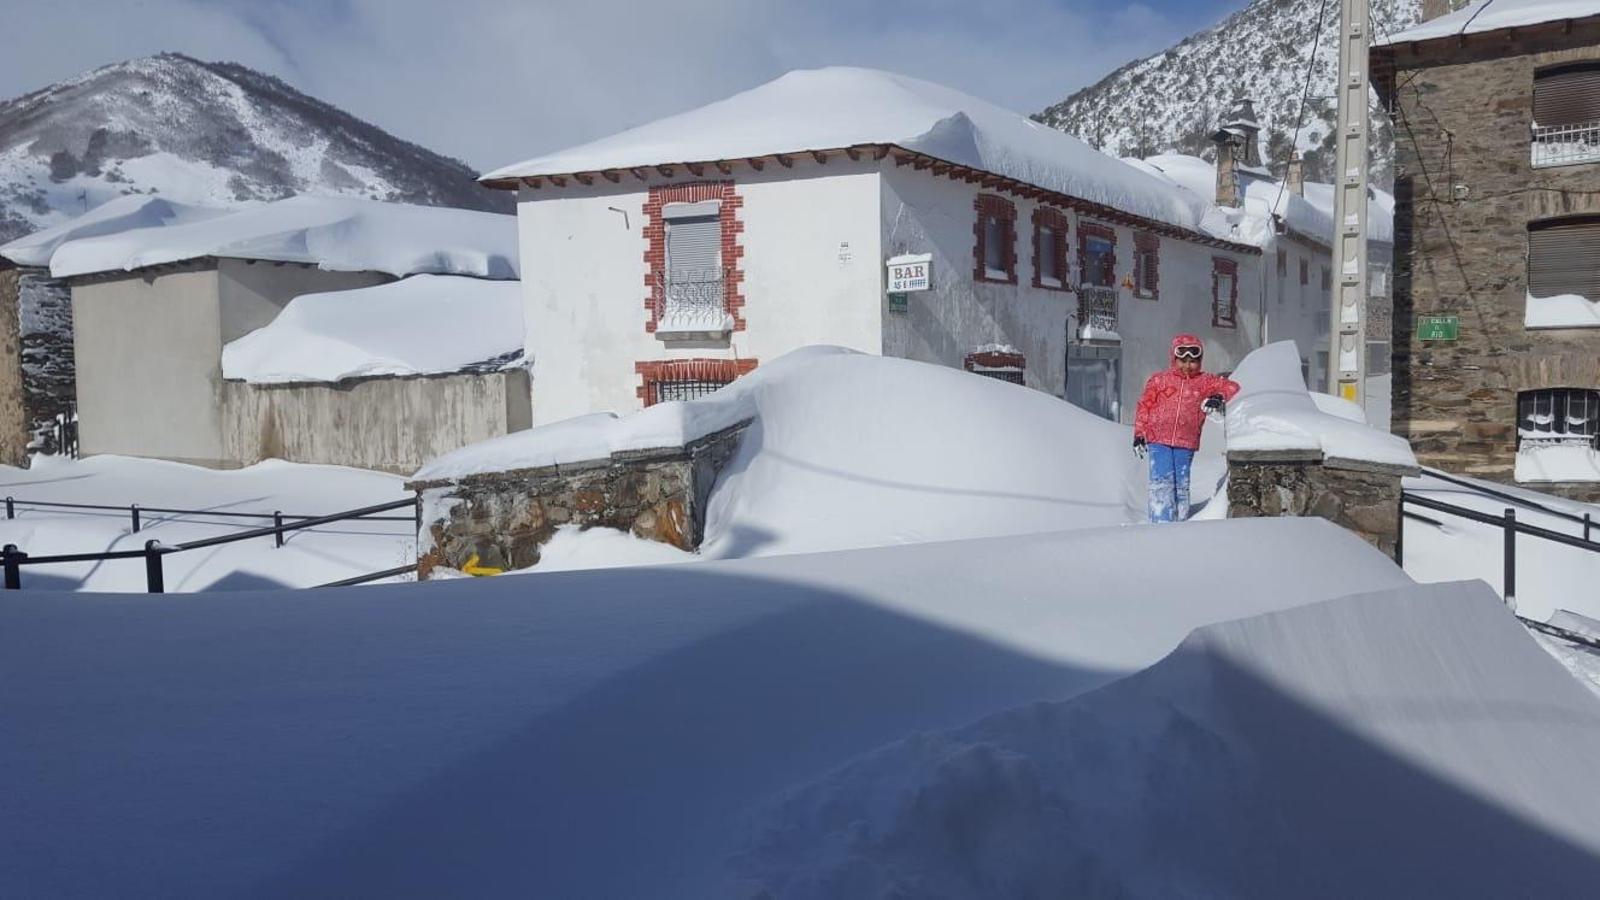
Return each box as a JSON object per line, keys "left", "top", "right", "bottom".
{"left": 1372, "top": 13, "right": 1600, "bottom": 57}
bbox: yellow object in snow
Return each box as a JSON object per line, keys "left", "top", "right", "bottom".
{"left": 461, "top": 554, "right": 504, "bottom": 577}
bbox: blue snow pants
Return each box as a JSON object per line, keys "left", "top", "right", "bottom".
{"left": 1147, "top": 443, "right": 1195, "bottom": 523}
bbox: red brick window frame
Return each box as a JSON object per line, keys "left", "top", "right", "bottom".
{"left": 1077, "top": 222, "right": 1118, "bottom": 289}
{"left": 643, "top": 181, "right": 745, "bottom": 335}
{"left": 973, "top": 194, "right": 1018, "bottom": 285}
{"left": 1212, "top": 257, "right": 1239, "bottom": 328}
{"left": 635, "top": 358, "right": 758, "bottom": 406}
{"left": 1132, "top": 232, "right": 1160, "bottom": 300}
{"left": 964, "top": 349, "right": 1025, "bottom": 385}
{"left": 1031, "top": 206, "right": 1070, "bottom": 291}
{"left": 1276, "top": 246, "right": 1287, "bottom": 277}
{"left": 1299, "top": 257, "right": 1309, "bottom": 286}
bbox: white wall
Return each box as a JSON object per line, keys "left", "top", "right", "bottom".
{"left": 879, "top": 163, "right": 1265, "bottom": 422}
{"left": 517, "top": 159, "right": 883, "bottom": 426}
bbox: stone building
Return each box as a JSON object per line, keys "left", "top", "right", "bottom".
{"left": 0, "top": 261, "right": 33, "bottom": 466}
{"left": 1375, "top": 2, "right": 1600, "bottom": 499}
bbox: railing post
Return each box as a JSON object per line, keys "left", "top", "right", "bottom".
{"left": 5, "top": 497, "right": 12, "bottom": 520}
{"left": 1503, "top": 508, "right": 1517, "bottom": 608}
{"left": 1395, "top": 494, "right": 1405, "bottom": 567}
{"left": 131, "top": 504, "right": 141, "bottom": 534}
{"left": 273, "top": 511, "right": 284, "bottom": 548}
{"left": 414, "top": 495, "right": 423, "bottom": 537}
{"left": 2, "top": 544, "right": 22, "bottom": 590}
{"left": 144, "top": 540, "right": 165, "bottom": 594}
{"left": 1586, "top": 512, "right": 1592, "bottom": 543}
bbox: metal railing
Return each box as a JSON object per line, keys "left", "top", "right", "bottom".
{"left": 0, "top": 496, "right": 421, "bottom": 592}
{"left": 655, "top": 269, "right": 730, "bottom": 331}
{"left": 1398, "top": 488, "right": 1600, "bottom": 650}
{"left": 1532, "top": 120, "right": 1600, "bottom": 168}
{"left": 1077, "top": 285, "right": 1119, "bottom": 336}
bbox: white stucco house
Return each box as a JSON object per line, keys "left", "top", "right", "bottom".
{"left": 481, "top": 68, "right": 1374, "bottom": 427}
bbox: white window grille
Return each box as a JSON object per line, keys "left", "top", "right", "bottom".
{"left": 1518, "top": 388, "right": 1600, "bottom": 447}
{"left": 660, "top": 212, "right": 730, "bottom": 334}
{"left": 1532, "top": 120, "right": 1600, "bottom": 168}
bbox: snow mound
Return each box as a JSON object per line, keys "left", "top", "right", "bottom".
{"left": 483, "top": 67, "right": 1210, "bottom": 234}
{"left": 0, "top": 517, "right": 1408, "bottom": 897}
{"left": 1226, "top": 341, "right": 1417, "bottom": 468}
{"left": 417, "top": 347, "right": 1144, "bottom": 555}
{"left": 41, "top": 194, "right": 519, "bottom": 279}
{"left": 220, "top": 274, "right": 523, "bottom": 384}
{"left": 737, "top": 580, "right": 1600, "bottom": 899}
{"left": 0, "top": 194, "right": 228, "bottom": 268}
{"left": 1516, "top": 440, "right": 1600, "bottom": 483}
{"left": 1382, "top": 0, "right": 1600, "bottom": 45}
{"left": 1526, "top": 291, "right": 1600, "bottom": 329}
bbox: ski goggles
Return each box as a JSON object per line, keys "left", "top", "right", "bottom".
{"left": 1173, "top": 345, "right": 1203, "bottom": 360}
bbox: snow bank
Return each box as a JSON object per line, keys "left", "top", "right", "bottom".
{"left": 1381, "top": 0, "right": 1600, "bottom": 45}
{"left": 1515, "top": 440, "right": 1600, "bottom": 482}
{"left": 738, "top": 580, "right": 1600, "bottom": 899}
{"left": 220, "top": 274, "right": 523, "bottom": 384}
{"left": 418, "top": 348, "right": 1144, "bottom": 555}
{"left": 483, "top": 67, "right": 1209, "bottom": 234}
{"left": 1526, "top": 291, "right": 1600, "bottom": 329}
{"left": 1226, "top": 341, "right": 1417, "bottom": 468}
{"left": 0, "top": 194, "right": 227, "bottom": 268}
{"left": 43, "top": 194, "right": 519, "bottom": 279}
{"left": 0, "top": 517, "right": 1408, "bottom": 897}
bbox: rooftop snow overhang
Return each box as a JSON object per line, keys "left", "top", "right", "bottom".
{"left": 482, "top": 142, "right": 1262, "bottom": 257}
{"left": 1372, "top": 11, "right": 1600, "bottom": 59}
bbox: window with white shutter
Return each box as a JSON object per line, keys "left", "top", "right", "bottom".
{"left": 1528, "top": 217, "right": 1600, "bottom": 301}
{"left": 1532, "top": 63, "right": 1600, "bottom": 168}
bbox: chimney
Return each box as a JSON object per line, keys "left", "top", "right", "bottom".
{"left": 1213, "top": 131, "right": 1241, "bottom": 207}
{"left": 1211, "top": 98, "right": 1263, "bottom": 208}
{"left": 1286, "top": 154, "right": 1305, "bottom": 197}
{"left": 1220, "top": 98, "right": 1263, "bottom": 168}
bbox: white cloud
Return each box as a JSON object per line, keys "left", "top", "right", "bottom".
{"left": 0, "top": 0, "right": 1205, "bottom": 171}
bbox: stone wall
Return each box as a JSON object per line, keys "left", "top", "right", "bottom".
{"left": 1379, "top": 23, "right": 1600, "bottom": 501}
{"left": 1228, "top": 452, "right": 1413, "bottom": 560}
{"left": 0, "top": 266, "right": 31, "bottom": 467}
{"left": 409, "top": 420, "right": 749, "bottom": 577}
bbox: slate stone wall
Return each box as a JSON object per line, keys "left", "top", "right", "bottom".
{"left": 1228, "top": 454, "right": 1408, "bottom": 560}
{"left": 0, "top": 267, "right": 31, "bottom": 467}
{"left": 409, "top": 420, "right": 748, "bottom": 578}
{"left": 1381, "top": 24, "right": 1600, "bottom": 501}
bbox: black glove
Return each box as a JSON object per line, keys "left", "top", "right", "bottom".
{"left": 1133, "top": 435, "right": 1147, "bottom": 459}
{"left": 1203, "top": 394, "right": 1226, "bottom": 415}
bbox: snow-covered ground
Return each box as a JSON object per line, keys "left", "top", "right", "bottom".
{"left": 0, "top": 455, "right": 414, "bottom": 592}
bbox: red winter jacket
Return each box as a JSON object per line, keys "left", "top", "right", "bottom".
{"left": 1133, "top": 335, "right": 1241, "bottom": 451}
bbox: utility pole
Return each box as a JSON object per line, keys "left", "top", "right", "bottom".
{"left": 1328, "top": 0, "right": 1371, "bottom": 407}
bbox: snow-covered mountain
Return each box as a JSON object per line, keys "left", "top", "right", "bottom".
{"left": 1036, "top": 0, "right": 1423, "bottom": 184}
{"left": 0, "top": 53, "right": 509, "bottom": 244}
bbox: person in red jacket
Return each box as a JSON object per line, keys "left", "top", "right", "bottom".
{"left": 1132, "top": 334, "right": 1241, "bottom": 522}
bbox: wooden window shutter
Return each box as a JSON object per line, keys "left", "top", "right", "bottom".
{"left": 1528, "top": 218, "right": 1600, "bottom": 299}
{"left": 1534, "top": 65, "right": 1600, "bottom": 127}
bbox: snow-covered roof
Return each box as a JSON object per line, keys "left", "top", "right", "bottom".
{"left": 16, "top": 195, "right": 519, "bottom": 280}
{"left": 1379, "top": 0, "right": 1600, "bottom": 45}
{"left": 1124, "top": 152, "right": 1395, "bottom": 248}
{"left": 0, "top": 195, "right": 228, "bottom": 269}
{"left": 220, "top": 274, "right": 524, "bottom": 384}
{"left": 481, "top": 67, "right": 1222, "bottom": 240}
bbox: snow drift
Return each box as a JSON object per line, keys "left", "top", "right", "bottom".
{"left": 0, "top": 194, "right": 227, "bottom": 268}
{"left": 0, "top": 517, "right": 1410, "bottom": 898}
{"left": 220, "top": 274, "right": 524, "bottom": 383}
{"left": 39, "top": 194, "right": 519, "bottom": 279}
{"left": 737, "top": 580, "right": 1600, "bottom": 899}
{"left": 418, "top": 348, "right": 1145, "bottom": 556}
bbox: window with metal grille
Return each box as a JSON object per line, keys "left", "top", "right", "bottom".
{"left": 1528, "top": 216, "right": 1600, "bottom": 301}
{"left": 1321, "top": 265, "right": 1332, "bottom": 291}
{"left": 1133, "top": 233, "right": 1159, "bottom": 300}
{"left": 1519, "top": 388, "right": 1600, "bottom": 446}
{"left": 973, "top": 194, "right": 1017, "bottom": 284}
{"left": 964, "top": 349, "right": 1025, "bottom": 386}
{"left": 653, "top": 378, "right": 731, "bottom": 403}
{"left": 1079, "top": 224, "right": 1117, "bottom": 288}
{"left": 1212, "top": 257, "right": 1238, "bottom": 327}
{"left": 1276, "top": 247, "right": 1287, "bottom": 277}
{"left": 1533, "top": 63, "right": 1600, "bottom": 168}
{"left": 1299, "top": 258, "right": 1309, "bottom": 286}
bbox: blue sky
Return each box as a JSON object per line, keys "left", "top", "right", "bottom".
{"left": 3, "top": 0, "right": 1244, "bottom": 169}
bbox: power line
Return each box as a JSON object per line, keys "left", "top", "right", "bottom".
{"left": 1269, "top": 0, "right": 1333, "bottom": 222}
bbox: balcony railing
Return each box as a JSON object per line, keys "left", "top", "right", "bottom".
{"left": 654, "top": 269, "right": 733, "bottom": 335}
{"left": 1532, "top": 120, "right": 1600, "bottom": 168}
{"left": 1077, "top": 285, "right": 1120, "bottom": 340}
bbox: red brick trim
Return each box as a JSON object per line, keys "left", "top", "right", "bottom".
{"left": 1030, "top": 206, "right": 1071, "bottom": 291}
{"left": 1077, "top": 222, "right": 1118, "bottom": 288}
{"left": 973, "top": 194, "right": 1018, "bottom": 284}
{"left": 1212, "top": 257, "right": 1239, "bottom": 328}
{"left": 963, "top": 349, "right": 1025, "bottom": 371}
{"left": 635, "top": 357, "right": 758, "bottom": 406}
{"left": 642, "top": 181, "right": 746, "bottom": 334}
{"left": 1133, "top": 232, "right": 1160, "bottom": 301}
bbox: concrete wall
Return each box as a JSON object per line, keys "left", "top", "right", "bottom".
{"left": 1382, "top": 24, "right": 1600, "bottom": 497}
{"left": 879, "top": 162, "right": 1269, "bottom": 422}
{"left": 516, "top": 158, "right": 883, "bottom": 426}
{"left": 221, "top": 369, "right": 531, "bottom": 475}
{"left": 216, "top": 258, "right": 391, "bottom": 342}
{"left": 0, "top": 265, "right": 29, "bottom": 466}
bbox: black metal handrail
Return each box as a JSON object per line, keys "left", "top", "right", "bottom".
{"left": 3, "top": 496, "right": 416, "bottom": 525}
{"left": 0, "top": 496, "right": 421, "bottom": 593}
{"left": 1415, "top": 468, "right": 1595, "bottom": 534}
{"left": 1399, "top": 489, "right": 1600, "bottom": 651}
